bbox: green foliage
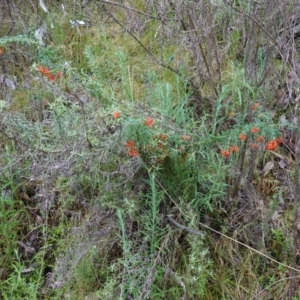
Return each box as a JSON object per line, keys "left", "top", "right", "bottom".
{"left": 1, "top": 255, "right": 38, "bottom": 300}
{"left": 0, "top": 34, "right": 37, "bottom": 46}
{"left": 0, "top": 196, "right": 20, "bottom": 271}
{"left": 37, "top": 45, "right": 64, "bottom": 66}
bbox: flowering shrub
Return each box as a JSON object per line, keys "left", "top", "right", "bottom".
{"left": 219, "top": 102, "right": 283, "bottom": 159}
{"left": 121, "top": 115, "right": 192, "bottom": 169}
{"left": 125, "top": 140, "right": 139, "bottom": 157}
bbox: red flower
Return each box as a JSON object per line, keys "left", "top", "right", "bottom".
{"left": 113, "top": 111, "right": 121, "bottom": 119}
{"left": 251, "top": 126, "right": 259, "bottom": 134}
{"left": 266, "top": 140, "right": 278, "bottom": 151}
{"left": 144, "top": 117, "right": 154, "bottom": 127}
{"left": 46, "top": 74, "right": 56, "bottom": 81}
{"left": 38, "top": 65, "right": 51, "bottom": 75}
{"left": 160, "top": 134, "right": 167, "bottom": 140}
{"left": 239, "top": 134, "right": 247, "bottom": 141}
{"left": 251, "top": 143, "right": 258, "bottom": 150}
{"left": 37, "top": 65, "right": 56, "bottom": 81}
{"left": 128, "top": 148, "right": 139, "bottom": 157}
{"left": 221, "top": 150, "right": 231, "bottom": 157}
{"left": 256, "top": 136, "right": 265, "bottom": 143}
{"left": 125, "top": 140, "right": 139, "bottom": 156}
{"left": 125, "top": 140, "right": 135, "bottom": 149}
{"left": 229, "top": 146, "right": 239, "bottom": 153}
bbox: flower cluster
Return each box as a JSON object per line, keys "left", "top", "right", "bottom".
{"left": 37, "top": 65, "right": 62, "bottom": 81}
{"left": 125, "top": 140, "right": 139, "bottom": 157}
{"left": 221, "top": 103, "right": 284, "bottom": 162}
{"left": 124, "top": 116, "right": 193, "bottom": 167}
{"left": 154, "top": 134, "right": 167, "bottom": 141}
{"left": 125, "top": 117, "right": 155, "bottom": 157}
{"left": 221, "top": 123, "right": 283, "bottom": 158}
{"left": 220, "top": 145, "right": 239, "bottom": 157}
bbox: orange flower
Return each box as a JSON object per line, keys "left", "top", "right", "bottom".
{"left": 46, "top": 73, "right": 56, "bottom": 81}
{"left": 128, "top": 148, "right": 139, "bottom": 157}
{"left": 37, "top": 65, "right": 44, "bottom": 72}
{"left": 251, "top": 126, "right": 259, "bottom": 134}
{"left": 182, "top": 135, "right": 192, "bottom": 141}
{"left": 160, "top": 134, "right": 167, "bottom": 140}
{"left": 251, "top": 143, "right": 258, "bottom": 150}
{"left": 0, "top": 47, "right": 4, "bottom": 55}
{"left": 144, "top": 117, "right": 154, "bottom": 127}
{"left": 239, "top": 134, "right": 247, "bottom": 141}
{"left": 37, "top": 65, "right": 50, "bottom": 75}
{"left": 252, "top": 103, "right": 260, "bottom": 111}
{"left": 221, "top": 150, "right": 231, "bottom": 157}
{"left": 125, "top": 140, "right": 135, "bottom": 149}
{"left": 229, "top": 112, "right": 235, "bottom": 118}
{"left": 229, "top": 146, "right": 239, "bottom": 153}
{"left": 113, "top": 111, "right": 121, "bottom": 119}
{"left": 266, "top": 140, "right": 278, "bottom": 151}
{"left": 256, "top": 136, "right": 265, "bottom": 142}
{"left": 37, "top": 65, "right": 57, "bottom": 81}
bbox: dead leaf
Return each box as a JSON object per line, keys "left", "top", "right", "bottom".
{"left": 278, "top": 159, "right": 288, "bottom": 169}
{"left": 18, "top": 241, "right": 36, "bottom": 256}
{"left": 263, "top": 161, "right": 274, "bottom": 177}
{"left": 35, "top": 215, "right": 43, "bottom": 225}
{"left": 21, "top": 266, "right": 35, "bottom": 275}
{"left": 272, "top": 211, "right": 280, "bottom": 222}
